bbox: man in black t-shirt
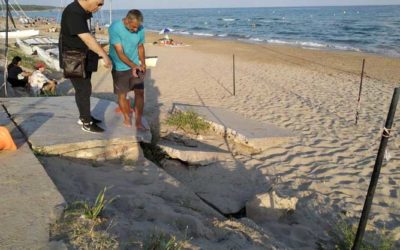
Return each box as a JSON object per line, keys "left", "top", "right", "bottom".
{"left": 60, "top": 0, "right": 111, "bottom": 133}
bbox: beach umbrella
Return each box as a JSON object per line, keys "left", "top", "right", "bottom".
{"left": 159, "top": 28, "right": 173, "bottom": 40}
{"left": 159, "top": 27, "right": 173, "bottom": 35}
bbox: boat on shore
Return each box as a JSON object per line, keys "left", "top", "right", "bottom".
{"left": 0, "top": 29, "right": 39, "bottom": 39}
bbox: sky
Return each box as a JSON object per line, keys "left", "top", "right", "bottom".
{"left": 16, "top": 0, "right": 400, "bottom": 9}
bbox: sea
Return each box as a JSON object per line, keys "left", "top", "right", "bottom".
{"left": 23, "top": 5, "right": 400, "bottom": 57}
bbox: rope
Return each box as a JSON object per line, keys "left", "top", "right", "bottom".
{"left": 13, "top": 0, "right": 30, "bottom": 19}
{"left": 382, "top": 127, "right": 392, "bottom": 138}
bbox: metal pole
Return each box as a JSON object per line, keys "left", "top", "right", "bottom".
{"left": 109, "top": 0, "right": 112, "bottom": 25}
{"left": 352, "top": 87, "right": 400, "bottom": 250}
{"left": 355, "top": 59, "right": 365, "bottom": 125}
{"left": 233, "top": 54, "right": 236, "bottom": 96}
{"left": 2, "top": 0, "right": 10, "bottom": 97}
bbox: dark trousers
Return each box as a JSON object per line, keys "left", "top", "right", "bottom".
{"left": 70, "top": 72, "right": 92, "bottom": 124}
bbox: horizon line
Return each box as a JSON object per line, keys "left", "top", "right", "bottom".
{"left": 16, "top": 3, "right": 400, "bottom": 11}
{"left": 112, "top": 4, "right": 400, "bottom": 10}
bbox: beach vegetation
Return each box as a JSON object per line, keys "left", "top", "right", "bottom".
{"left": 166, "top": 110, "right": 210, "bottom": 134}
{"left": 32, "top": 147, "right": 50, "bottom": 156}
{"left": 143, "top": 231, "right": 187, "bottom": 250}
{"left": 50, "top": 187, "right": 119, "bottom": 249}
{"left": 78, "top": 186, "right": 118, "bottom": 221}
{"left": 331, "top": 221, "right": 395, "bottom": 250}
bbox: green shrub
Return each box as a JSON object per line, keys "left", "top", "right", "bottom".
{"left": 332, "top": 221, "right": 395, "bottom": 250}
{"left": 144, "top": 231, "right": 186, "bottom": 250}
{"left": 166, "top": 111, "right": 210, "bottom": 134}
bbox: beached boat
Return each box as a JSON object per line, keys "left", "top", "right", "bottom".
{"left": 16, "top": 38, "right": 34, "bottom": 55}
{"left": 0, "top": 29, "right": 39, "bottom": 39}
{"left": 33, "top": 46, "right": 61, "bottom": 71}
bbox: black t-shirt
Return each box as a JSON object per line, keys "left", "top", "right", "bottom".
{"left": 7, "top": 65, "right": 27, "bottom": 88}
{"left": 8, "top": 65, "right": 22, "bottom": 79}
{"left": 60, "top": 0, "right": 92, "bottom": 51}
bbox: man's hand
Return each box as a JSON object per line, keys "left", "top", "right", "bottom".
{"left": 139, "top": 64, "right": 146, "bottom": 74}
{"left": 131, "top": 67, "right": 139, "bottom": 77}
{"left": 103, "top": 55, "right": 112, "bottom": 69}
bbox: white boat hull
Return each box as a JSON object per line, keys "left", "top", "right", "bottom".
{"left": 33, "top": 46, "right": 61, "bottom": 71}
{"left": 0, "top": 29, "right": 40, "bottom": 39}
{"left": 16, "top": 38, "right": 34, "bottom": 55}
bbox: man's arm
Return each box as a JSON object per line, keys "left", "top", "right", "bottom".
{"left": 78, "top": 33, "right": 111, "bottom": 68}
{"left": 138, "top": 44, "right": 146, "bottom": 72}
{"left": 113, "top": 44, "right": 140, "bottom": 77}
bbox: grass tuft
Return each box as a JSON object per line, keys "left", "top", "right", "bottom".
{"left": 143, "top": 231, "right": 186, "bottom": 250}
{"left": 50, "top": 187, "right": 119, "bottom": 249}
{"left": 166, "top": 111, "right": 210, "bottom": 134}
{"left": 331, "top": 221, "right": 395, "bottom": 250}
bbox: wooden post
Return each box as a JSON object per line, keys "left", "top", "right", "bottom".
{"left": 352, "top": 87, "right": 400, "bottom": 250}
{"left": 355, "top": 59, "right": 366, "bottom": 125}
{"left": 233, "top": 54, "right": 236, "bottom": 96}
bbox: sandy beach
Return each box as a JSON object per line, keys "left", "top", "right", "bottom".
{"left": 145, "top": 32, "right": 400, "bottom": 247}
{"left": 1, "top": 21, "right": 400, "bottom": 248}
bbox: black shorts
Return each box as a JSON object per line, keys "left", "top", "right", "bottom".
{"left": 112, "top": 69, "right": 145, "bottom": 94}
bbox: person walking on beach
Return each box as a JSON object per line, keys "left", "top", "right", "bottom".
{"left": 109, "top": 10, "right": 147, "bottom": 129}
{"left": 60, "top": 0, "right": 111, "bottom": 133}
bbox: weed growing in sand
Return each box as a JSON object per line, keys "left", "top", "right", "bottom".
{"left": 80, "top": 187, "right": 118, "bottom": 221}
{"left": 166, "top": 111, "right": 210, "bottom": 134}
{"left": 32, "top": 147, "right": 50, "bottom": 156}
{"left": 144, "top": 231, "right": 186, "bottom": 250}
{"left": 332, "top": 221, "right": 395, "bottom": 250}
{"left": 50, "top": 187, "right": 119, "bottom": 249}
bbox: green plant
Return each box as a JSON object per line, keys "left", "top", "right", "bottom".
{"left": 166, "top": 111, "right": 210, "bottom": 134}
{"left": 144, "top": 231, "right": 186, "bottom": 250}
{"left": 81, "top": 187, "right": 117, "bottom": 221}
{"left": 51, "top": 204, "right": 119, "bottom": 249}
{"left": 332, "top": 221, "right": 395, "bottom": 250}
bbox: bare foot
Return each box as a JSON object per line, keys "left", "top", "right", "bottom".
{"left": 136, "top": 123, "right": 149, "bottom": 131}
{"left": 123, "top": 119, "right": 132, "bottom": 128}
{"left": 115, "top": 107, "right": 135, "bottom": 113}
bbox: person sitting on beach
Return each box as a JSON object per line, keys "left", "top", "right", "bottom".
{"left": 29, "top": 62, "right": 57, "bottom": 96}
{"left": 109, "top": 9, "right": 147, "bottom": 129}
{"left": 7, "top": 56, "right": 31, "bottom": 97}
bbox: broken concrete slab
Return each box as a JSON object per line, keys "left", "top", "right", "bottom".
{"left": 246, "top": 191, "right": 298, "bottom": 223}
{"left": 158, "top": 139, "right": 233, "bottom": 165}
{"left": 0, "top": 97, "right": 151, "bottom": 161}
{"left": 161, "top": 159, "right": 271, "bottom": 215}
{"left": 0, "top": 111, "right": 65, "bottom": 249}
{"left": 172, "top": 104, "right": 295, "bottom": 150}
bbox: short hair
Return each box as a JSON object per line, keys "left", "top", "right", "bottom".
{"left": 8, "top": 56, "right": 22, "bottom": 70}
{"left": 126, "top": 9, "right": 143, "bottom": 23}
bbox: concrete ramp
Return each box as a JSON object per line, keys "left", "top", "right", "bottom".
{"left": 0, "top": 108, "right": 65, "bottom": 249}
{"left": 173, "top": 104, "right": 295, "bottom": 150}
{"left": 1, "top": 97, "right": 151, "bottom": 161}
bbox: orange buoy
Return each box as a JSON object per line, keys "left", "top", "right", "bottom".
{"left": 0, "top": 126, "right": 17, "bottom": 151}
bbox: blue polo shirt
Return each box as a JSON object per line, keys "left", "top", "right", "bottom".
{"left": 109, "top": 20, "right": 145, "bottom": 71}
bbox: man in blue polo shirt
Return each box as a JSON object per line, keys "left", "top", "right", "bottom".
{"left": 109, "top": 9, "right": 147, "bottom": 129}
